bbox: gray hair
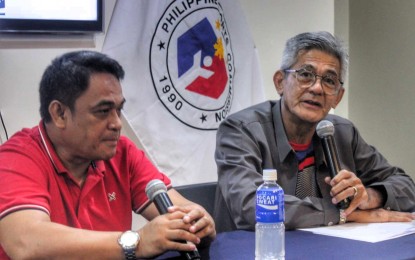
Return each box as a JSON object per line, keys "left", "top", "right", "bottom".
{"left": 280, "top": 31, "right": 349, "bottom": 81}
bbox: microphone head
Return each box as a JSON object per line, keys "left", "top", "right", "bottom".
{"left": 316, "top": 120, "right": 335, "bottom": 138}
{"left": 145, "top": 179, "right": 167, "bottom": 201}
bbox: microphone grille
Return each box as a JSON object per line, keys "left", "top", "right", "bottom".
{"left": 316, "top": 120, "right": 335, "bottom": 138}
{"left": 145, "top": 179, "right": 167, "bottom": 201}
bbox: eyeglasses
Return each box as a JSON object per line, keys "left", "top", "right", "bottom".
{"left": 284, "top": 68, "right": 343, "bottom": 95}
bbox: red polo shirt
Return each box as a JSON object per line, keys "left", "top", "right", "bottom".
{"left": 0, "top": 121, "right": 171, "bottom": 258}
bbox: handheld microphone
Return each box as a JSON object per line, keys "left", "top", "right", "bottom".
{"left": 316, "top": 120, "right": 350, "bottom": 209}
{"left": 145, "top": 179, "right": 201, "bottom": 260}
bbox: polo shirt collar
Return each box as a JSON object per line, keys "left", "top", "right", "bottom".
{"left": 38, "top": 120, "right": 67, "bottom": 174}
{"left": 38, "top": 120, "right": 104, "bottom": 175}
{"left": 93, "top": 160, "right": 106, "bottom": 173}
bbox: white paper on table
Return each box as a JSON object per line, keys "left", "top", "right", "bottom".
{"left": 299, "top": 221, "right": 415, "bottom": 243}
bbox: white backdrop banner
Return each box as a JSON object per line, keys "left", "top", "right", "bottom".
{"left": 102, "top": 0, "right": 265, "bottom": 185}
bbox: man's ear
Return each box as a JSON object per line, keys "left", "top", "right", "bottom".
{"left": 48, "top": 101, "right": 68, "bottom": 128}
{"left": 331, "top": 87, "right": 345, "bottom": 109}
{"left": 273, "top": 70, "right": 285, "bottom": 96}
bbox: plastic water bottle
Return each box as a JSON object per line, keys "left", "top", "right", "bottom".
{"left": 255, "top": 169, "right": 285, "bottom": 260}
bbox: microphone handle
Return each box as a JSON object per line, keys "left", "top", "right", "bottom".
{"left": 153, "top": 193, "right": 173, "bottom": 214}
{"left": 321, "top": 136, "right": 350, "bottom": 209}
{"left": 153, "top": 193, "right": 201, "bottom": 259}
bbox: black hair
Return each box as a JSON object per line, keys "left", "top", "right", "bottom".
{"left": 39, "top": 50, "right": 125, "bottom": 122}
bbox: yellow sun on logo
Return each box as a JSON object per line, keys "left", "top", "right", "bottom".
{"left": 215, "top": 19, "right": 221, "bottom": 30}
{"left": 214, "top": 38, "right": 224, "bottom": 60}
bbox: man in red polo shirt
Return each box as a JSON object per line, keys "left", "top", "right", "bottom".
{"left": 0, "top": 51, "right": 216, "bottom": 259}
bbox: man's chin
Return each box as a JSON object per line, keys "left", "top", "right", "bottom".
{"left": 298, "top": 114, "right": 326, "bottom": 125}
{"left": 98, "top": 150, "right": 117, "bottom": 160}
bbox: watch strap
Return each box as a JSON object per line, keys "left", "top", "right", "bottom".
{"left": 124, "top": 247, "right": 137, "bottom": 260}
{"left": 339, "top": 209, "right": 347, "bottom": 224}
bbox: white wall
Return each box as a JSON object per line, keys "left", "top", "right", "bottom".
{"left": 239, "top": 0, "right": 335, "bottom": 101}
{"left": 349, "top": 0, "right": 415, "bottom": 179}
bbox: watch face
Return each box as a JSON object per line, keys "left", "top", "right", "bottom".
{"left": 120, "top": 231, "right": 139, "bottom": 247}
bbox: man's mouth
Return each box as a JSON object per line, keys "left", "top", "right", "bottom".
{"left": 303, "top": 99, "right": 322, "bottom": 107}
{"left": 103, "top": 136, "right": 119, "bottom": 143}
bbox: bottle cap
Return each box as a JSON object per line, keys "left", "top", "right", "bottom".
{"left": 262, "top": 169, "right": 277, "bottom": 181}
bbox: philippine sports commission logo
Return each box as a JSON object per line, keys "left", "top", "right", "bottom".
{"left": 149, "top": 1, "right": 234, "bottom": 130}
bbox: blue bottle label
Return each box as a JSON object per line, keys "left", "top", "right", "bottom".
{"left": 256, "top": 188, "right": 284, "bottom": 223}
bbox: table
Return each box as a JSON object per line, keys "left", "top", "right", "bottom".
{"left": 158, "top": 229, "right": 415, "bottom": 259}
{"left": 210, "top": 230, "right": 415, "bottom": 259}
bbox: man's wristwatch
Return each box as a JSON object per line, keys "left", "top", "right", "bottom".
{"left": 118, "top": 231, "right": 140, "bottom": 260}
{"left": 339, "top": 209, "right": 347, "bottom": 224}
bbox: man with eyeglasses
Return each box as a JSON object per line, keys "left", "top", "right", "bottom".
{"left": 214, "top": 31, "right": 415, "bottom": 232}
